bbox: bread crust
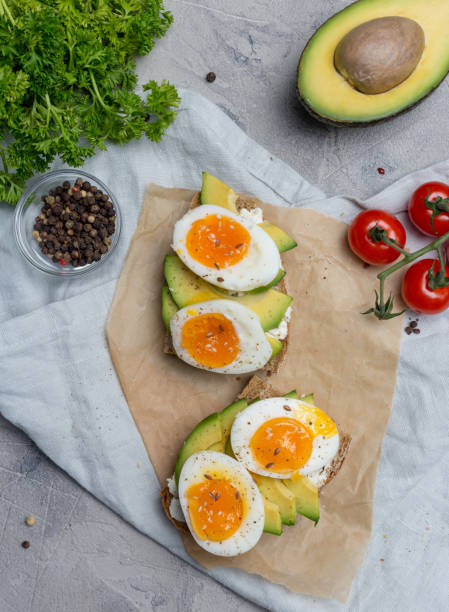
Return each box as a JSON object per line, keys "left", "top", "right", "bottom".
{"left": 163, "top": 192, "right": 290, "bottom": 375}
{"left": 161, "top": 376, "right": 351, "bottom": 531}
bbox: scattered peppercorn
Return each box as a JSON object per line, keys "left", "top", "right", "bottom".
{"left": 25, "top": 516, "right": 35, "bottom": 526}
{"left": 410, "top": 320, "right": 417, "bottom": 328}
{"left": 32, "top": 178, "right": 116, "bottom": 267}
{"left": 377, "top": 167, "right": 385, "bottom": 175}
{"left": 206, "top": 72, "right": 216, "bottom": 83}
{"left": 22, "top": 541, "right": 30, "bottom": 549}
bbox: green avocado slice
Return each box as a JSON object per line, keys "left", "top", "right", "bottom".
{"left": 161, "top": 285, "right": 179, "bottom": 332}
{"left": 254, "top": 475, "right": 296, "bottom": 526}
{"left": 174, "top": 413, "right": 222, "bottom": 485}
{"left": 164, "top": 254, "right": 292, "bottom": 331}
{"left": 263, "top": 497, "right": 283, "bottom": 535}
{"left": 283, "top": 477, "right": 320, "bottom": 524}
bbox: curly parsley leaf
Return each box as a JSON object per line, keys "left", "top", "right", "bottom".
{"left": 0, "top": 0, "right": 179, "bottom": 205}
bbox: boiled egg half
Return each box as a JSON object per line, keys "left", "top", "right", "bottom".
{"left": 169, "top": 299, "right": 272, "bottom": 374}
{"left": 172, "top": 204, "right": 281, "bottom": 292}
{"left": 230, "top": 397, "right": 339, "bottom": 478}
{"left": 178, "top": 451, "right": 265, "bottom": 556}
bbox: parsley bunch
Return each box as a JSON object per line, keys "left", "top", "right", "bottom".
{"left": 0, "top": 0, "right": 179, "bottom": 205}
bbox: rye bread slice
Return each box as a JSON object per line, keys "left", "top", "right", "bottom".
{"left": 162, "top": 192, "right": 290, "bottom": 375}
{"left": 160, "top": 376, "right": 351, "bottom": 530}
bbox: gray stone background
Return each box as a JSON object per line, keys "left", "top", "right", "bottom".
{"left": 1, "top": 1, "right": 447, "bottom": 610}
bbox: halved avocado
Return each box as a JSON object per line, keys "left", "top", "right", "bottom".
{"left": 161, "top": 285, "right": 179, "bottom": 332}
{"left": 297, "top": 0, "right": 449, "bottom": 125}
{"left": 164, "top": 255, "right": 292, "bottom": 331}
{"left": 175, "top": 413, "right": 222, "bottom": 485}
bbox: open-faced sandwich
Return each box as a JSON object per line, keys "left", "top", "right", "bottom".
{"left": 162, "top": 173, "right": 297, "bottom": 375}
{"left": 161, "top": 376, "right": 351, "bottom": 556}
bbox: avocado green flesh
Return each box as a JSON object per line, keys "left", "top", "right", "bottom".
{"left": 298, "top": 0, "right": 449, "bottom": 124}
{"left": 283, "top": 477, "right": 320, "bottom": 524}
{"left": 248, "top": 268, "right": 286, "bottom": 293}
{"left": 161, "top": 285, "right": 179, "bottom": 332}
{"left": 219, "top": 399, "right": 247, "bottom": 439}
{"left": 256, "top": 475, "right": 296, "bottom": 526}
{"left": 164, "top": 254, "right": 292, "bottom": 331}
{"left": 258, "top": 221, "right": 297, "bottom": 253}
{"left": 174, "top": 413, "right": 222, "bottom": 485}
{"left": 263, "top": 497, "right": 283, "bottom": 535}
{"left": 201, "top": 172, "right": 238, "bottom": 212}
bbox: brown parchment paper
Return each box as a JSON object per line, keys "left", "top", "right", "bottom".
{"left": 106, "top": 184, "right": 403, "bottom": 603}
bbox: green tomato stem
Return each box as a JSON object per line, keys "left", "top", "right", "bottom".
{"left": 378, "top": 230, "right": 449, "bottom": 286}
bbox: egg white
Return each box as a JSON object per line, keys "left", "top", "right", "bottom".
{"left": 178, "top": 451, "right": 265, "bottom": 556}
{"left": 230, "top": 397, "right": 340, "bottom": 479}
{"left": 170, "top": 299, "right": 272, "bottom": 374}
{"left": 172, "top": 204, "right": 281, "bottom": 291}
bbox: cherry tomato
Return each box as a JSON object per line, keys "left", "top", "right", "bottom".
{"left": 348, "top": 209, "right": 406, "bottom": 265}
{"left": 408, "top": 181, "right": 449, "bottom": 237}
{"left": 401, "top": 259, "right": 449, "bottom": 315}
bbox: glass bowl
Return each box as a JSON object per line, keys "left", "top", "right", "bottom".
{"left": 14, "top": 169, "right": 121, "bottom": 277}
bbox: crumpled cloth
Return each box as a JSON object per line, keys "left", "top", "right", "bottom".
{"left": 0, "top": 90, "right": 447, "bottom": 611}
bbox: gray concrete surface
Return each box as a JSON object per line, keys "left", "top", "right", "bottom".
{"left": 1, "top": 1, "right": 448, "bottom": 610}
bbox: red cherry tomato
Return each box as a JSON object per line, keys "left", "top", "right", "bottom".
{"left": 408, "top": 181, "right": 449, "bottom": 237}
{"left": 401, "top": 259, "right": 449, "bottom": 314}
{"left": 348, "top": 209, "right": 406, "bottom": 265}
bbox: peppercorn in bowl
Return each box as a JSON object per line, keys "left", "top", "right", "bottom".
{"left": 14, "top": 169, "right": 121, "bottom": 277}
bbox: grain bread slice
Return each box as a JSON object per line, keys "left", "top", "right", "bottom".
{"left": 160, "top": 376, "right": 351, "bottom": 531}
{"left": 162, "top": 192, "right": 291, "bottom": 375}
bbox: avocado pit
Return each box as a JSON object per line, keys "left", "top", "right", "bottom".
{"left": 334, "top": 16, "right": 425, "bottom": 94}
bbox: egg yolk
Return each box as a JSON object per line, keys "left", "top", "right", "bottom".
{"left": 186, "top": 478, "right": 244, "bottom": 541}
{"left": 304, "top": 406, "right": 338, "bottom": 438}
{"left": 185, "top": 214, "right": 250, "bottom": 269}
{"left": 181, "top": 313, "right": 240, "bottom": 368}
{"left": 250, "top": 417, "right": 313, "bottom": 473}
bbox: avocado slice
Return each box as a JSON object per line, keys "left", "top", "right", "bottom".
{"left": 283, "top": 476, "right": 320, "bottom": 524}
{"left": 201, "top": 173, "right": 297, "bottom": 253}
{"left": 265, "top": 334, "right": 283, "bottom": 359}
{"left": 206, "top": 440, "right": 226, "bottom": 453}
{"left": 164, "top": 255, "right": 292, "bottom": 331}
{"left": 175, "top": 413, "right": 222, "bottom": 485}
{"left": 300, "top": 392, "right": 314, "bottom": 405}
{"left": 248, "top": 268, "right": 286, "bottom": 293}
{"left": 161, "top": 285, "right": 179, "bottom": 332}
{"left": 297, "top": 0, "right": 449, "bottom": 125}
{"left": 258, "top": 222, "right": 297, "bottom": 253}
{"left": 224, "top": 435, "right": 235, "bottom": 459}
{"left": 201, "top": 172, "right": 239, "bottom": 213}
{"left": 263, "top": 497, "right": 283, "bottom": 536}
{"left": 220, "top": 399, "right": 247, "bottom": 439}
{"left": 283, "top": 390, "right": 298, "bottom": 399}
{"left": 254, "top": 475, "right": 296, "bottom": 526}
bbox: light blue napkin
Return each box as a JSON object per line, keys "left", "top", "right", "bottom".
{"left": 0, "top": 90, "right": 448, "bottom": 611}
